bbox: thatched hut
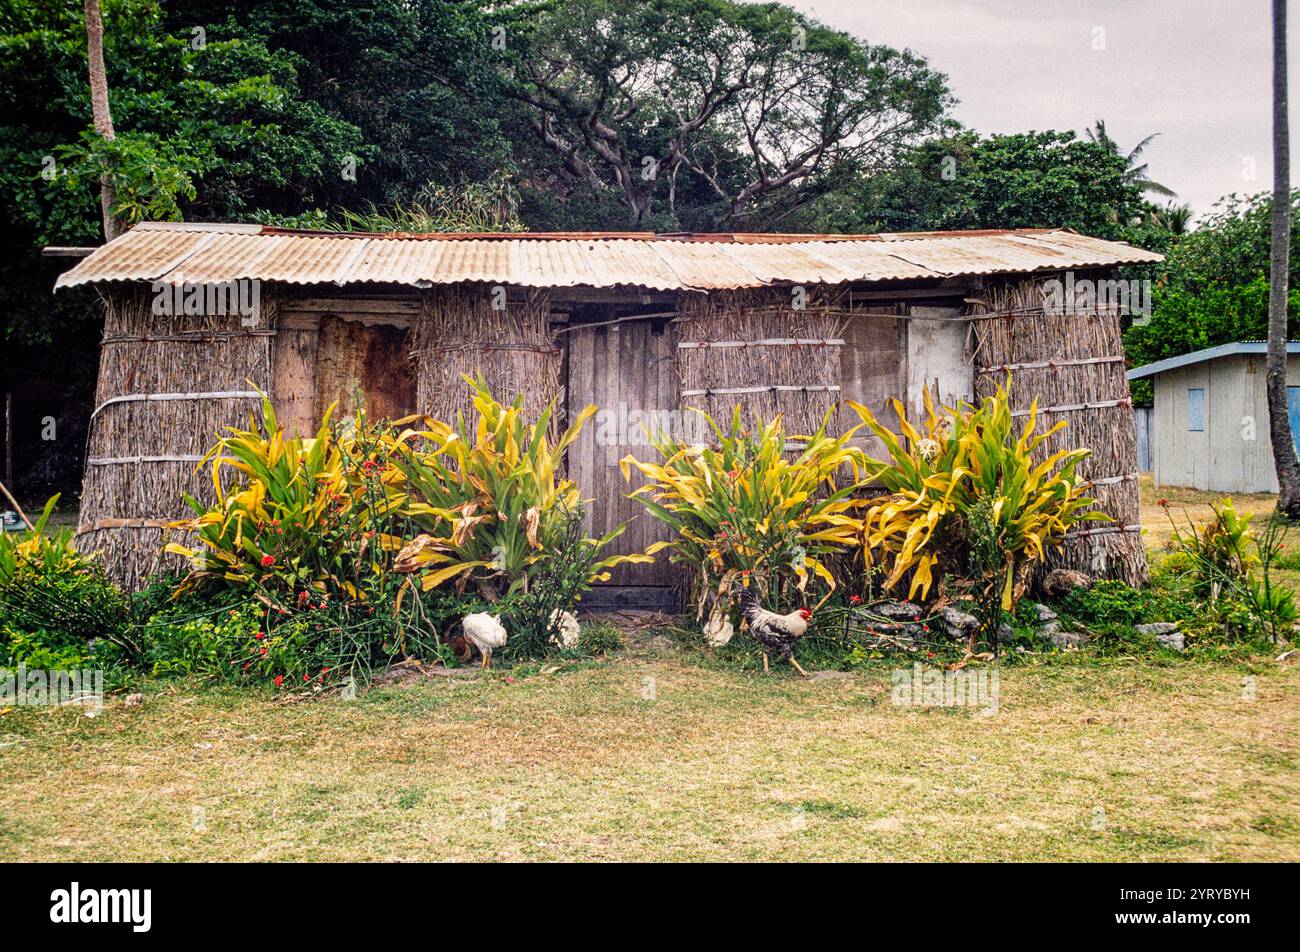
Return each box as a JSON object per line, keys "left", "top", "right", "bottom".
{"left": 55, "top": 223, "right": 1161, "bottom": 600}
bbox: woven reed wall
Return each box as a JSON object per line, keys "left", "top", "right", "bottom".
{"left": 76, "top": 286, "right": 277, "bottom": 588}
{"left": 412, "top": 286, "right": 560, "bottom": 427}
{"left": 675, "top": 289, "right": 849, "bottom": 438}
{"left": 967, "top": 276, "right": 1147, "bottom": 584}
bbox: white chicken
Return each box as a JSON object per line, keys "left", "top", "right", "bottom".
{"left": 548, "top": 609, "right": 581, "bottom": 649}
{"left": 702, "top": 610, "right": 734, "bottom": 649}
{"left": 461, "top": 612, "right": 507, "bottom": 669}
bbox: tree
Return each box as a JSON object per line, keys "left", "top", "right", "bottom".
{"left": 802, "top": 130, "right": 1149, "bottom": 239}
{"left": 1085, "top": 119, "right": 1176, "bottom": 199}
{"left": 82, "top": 0, "right": 121, "bottom": 240}
{"left": 1267, "top": 0, "right": 1300, "bottom": 515}
{"left": 501, "top": 0, "right": 950, "bottom": 225}
{"left": 1152, "top": 201, "right": 1193, "bottom": 234}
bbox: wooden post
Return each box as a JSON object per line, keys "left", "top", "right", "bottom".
{"left": 4, "top": 391, "right": 11, "bottom": 491}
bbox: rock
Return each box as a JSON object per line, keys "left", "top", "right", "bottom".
{"left": 938, "top": 606, "right": 980, "bottom": 635}
{"left": 874, "top": 600, "right": 922, "bottom": 621}
{"left": 1155, "top": 631, "right": 1186, "bottom": 651}
{"left": 1042, "top": 568, "right": 1092, "bottom": 598}
{"left": 996, "top": 622, "right": 1015, "bottom": 644}
{"left": 1135, "top": 622, "right": 1179, "bottom": 637}
{"left": 122, "top": 693, "right": 143, "bottom": 707}
{"left": 1049, "top": 628, "right": 1085, "bottom": 649}
{"left": 1029, "top": 602, "right": 1057, "bottom": 624}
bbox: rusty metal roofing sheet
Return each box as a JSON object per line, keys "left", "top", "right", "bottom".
{"left": 54, "top": 222, "right": 1163, "bottom": 292}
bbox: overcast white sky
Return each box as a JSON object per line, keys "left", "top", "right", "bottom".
{"left": 768, "top": 0, "right": 1295, "bottom": 221}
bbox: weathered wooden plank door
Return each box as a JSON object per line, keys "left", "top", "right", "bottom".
{"left": 566, "top": 316, "right": 678, "bottom": 587}
{"left": 272, "top": 312, "right": 415, "bottom": 436}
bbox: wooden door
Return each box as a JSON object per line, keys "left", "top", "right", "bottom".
{"left": 566, "top": 316, "right": 678, "bottom": 586}
{"left": 273, "top": 313, "right": 415, "bottom": 436}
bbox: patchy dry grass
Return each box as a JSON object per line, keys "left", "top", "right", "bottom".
{"left": 1, "top": 651, "right": 1297, "bottom": 862}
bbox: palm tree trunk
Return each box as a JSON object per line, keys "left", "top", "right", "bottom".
{"left": 83, "top": 0, "right": 122, "bottom": 242}
{"left": 1268, "top": 0, "right": 1300, "bottom": 516}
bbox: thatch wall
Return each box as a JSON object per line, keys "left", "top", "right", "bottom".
{"left": 967, "top": 276, "right": 1146, "bottom": 584}
{"left": 675, "top": 289, "right": 848, "bottom": 438}
{"left": 77, "top": 286, "right": 277, "bottom": 587}
{"left": 412, "top": 286, "right": 560, "bottom": 426}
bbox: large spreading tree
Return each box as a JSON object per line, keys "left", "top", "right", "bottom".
{"left": 498, "top": 0, "right": 951, "bottom": 226}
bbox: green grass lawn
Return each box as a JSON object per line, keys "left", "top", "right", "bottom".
{"left": 2, "top": 647, "right": 1296, "bottom": 861}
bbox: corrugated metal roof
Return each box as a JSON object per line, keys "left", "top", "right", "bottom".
{"left": 55, "top": 221, "right": 1163, "bottom": 292}
{"left": 1127, "top": 341, "right": 1300, "bottom": 380}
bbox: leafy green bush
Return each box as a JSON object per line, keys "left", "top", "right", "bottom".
{"left": 853, "top": 384, "right": 1102, "bottom": 641}
{"left": 0, "top": 496, "right": 134, "bottom": 667}
{"left": 620, "top": 406, "right": 863, "bottom": 616}
{"left": 390, "top": 377, "right": 646, "bottom": 601}
{"left": 1159, "top": 499, "right": 1296, "bottom": 643}
{"left": 165, "top": 394, "right": 407, "bottom": 602}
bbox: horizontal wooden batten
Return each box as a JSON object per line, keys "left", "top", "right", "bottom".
{"left": 1087, "top": 472, "right": 1139, "bottom": 487}
{"left": 280, "top": 296, "right": 421, "bottom": 314}
{"left": 77, "top": 517, "right": 173, "bottom": 532}
{"left": 102, "top": 330, "right": 278, "bottom": 343}
{"left": 90, "top": 390, "right": 262, "bottom": 423}
{"left": 1062, "top": 524, "right": 1143, "bottom": 539}
{"left": 1009, "top": 397, "right": 1131, "bottom": 418}
{"left": 680, "top": 384, "right": 841, "bottom": 397}
{"left": 677, "top": 338, "right": 845, "bottom": 349}
{"left": 87, "top": 454, "right": 205, "bottom": 466}
{"left": 977, "top": 355, "right": 1126, "bottom": 373}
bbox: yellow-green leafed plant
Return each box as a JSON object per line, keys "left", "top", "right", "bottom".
{"left": 165, "top": 393, "right": 407, "bottom": 600}
{"left": 852, "top": 384, "right": 1104, "bottom": 612}
{"left": 388, "top": 377, "right": 651, "bottom": 598}
{"left": 620, "top": 407, "right": 866, "bottom": 613}
{"left": 0, "top": 495, "right": 83, "bottom": 588}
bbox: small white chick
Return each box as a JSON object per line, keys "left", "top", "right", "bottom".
{"left": 462, "top": 612, "right": 507, "bottom": 669}
{"left": 548, "top": 609, "right": 581, "bottom": 649}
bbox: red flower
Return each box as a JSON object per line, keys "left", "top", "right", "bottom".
{"left": 303, "top": 674, "right": 310, "bottom": 683}
{"left": 260, "top": 647, "right": 268, "bottom": 656}
{"left": 849, "top": 595, "right": 862, "bottom": 605}
{"left": 254, "top": 631, "right": 265, "bottom": 640}
{"left": 261, "top": 555, "right": 275, "bottom": 567}
{"left": 504, "top": 676, "right": 515, "bottom": 685}
{"left": 274, "top": 675, "right": 283, "bottom": 687}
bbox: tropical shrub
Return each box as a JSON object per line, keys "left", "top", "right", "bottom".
{"left": 619, "top": 407, "right": 865, "bottom": 616}
{"left": 165, "top": 394, "right": 407, "bottom": 601}
{"left": 1161, "top": 499, "right": 1296, "bottom": 642}
{"left": 1164, "top": 497, "right": 1258, "bottom": 599}
{"left": 0, "top": 496, "right": 133, "bottom": 666}
{"left": 387, "top": 377, "right": 648, "bottom": 602}
{"left": 852, "top": 386, "right": 1103, "bottom": 622}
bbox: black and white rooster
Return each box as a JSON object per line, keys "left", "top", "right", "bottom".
{"left": 740, "top": 587, "right": 813, "bottom": 677}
